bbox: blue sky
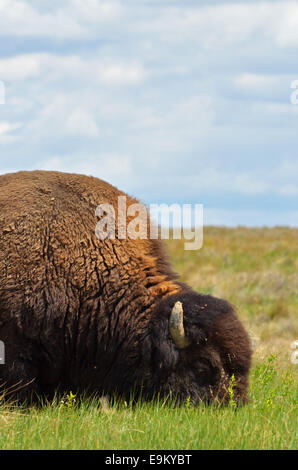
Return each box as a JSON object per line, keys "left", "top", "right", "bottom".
{"left": 0, "top": 0, "right": 297, "bottom": 226}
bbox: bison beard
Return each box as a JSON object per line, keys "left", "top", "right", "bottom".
{"left": 0, "top": 171, "right": 252, "bottom": 405}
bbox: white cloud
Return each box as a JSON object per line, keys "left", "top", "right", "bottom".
{"left": 98, "top": 62, "right": 145, "bottom": 85}
{"left": 204, "top": 208, "right": 298, "bottom": 227}
{"left": 0, "top": 121, "right": 22, "bottom": 144}
{"left": 130, "top": 1, "right": 298, "bottom": 53}
{"left": 0, "top": 1, "right": 297, "bottom": 227}
{"left": 69, "top": 0, "right": 122, "bottom": 23}
{"left": 65, "top": 108, "right": 100, "bottom": 137}
{"left": 40, "top": 153, "right": 133, "bottom": 187}
{"left": 0, "top": 53, "right": 145, "bottom": 86}
{"left": 279, "top": 184, "right": 298, "bottom": 196}
{"left": 25, "top": 94, "right": 100, "bottom": 139}
{"left": 0, "top": 0, "right": 122, "bottom": 39}
{"left": 0, "top": 0, "right": 297, "bottom": 52}
{"left": 132, "top": 95, "right": 214, "bottom": 131}
{"left": 275, "top": 2, "right": 298, "bottom": 47}
{"left": 168, "top": 160, "right": 298, "bottom": 198}
{"left": 0, "top": 54, "right": 42, "bottom": 81}
{"left": 0, "top": 0, "right": 83, "bottom": 38}
{"left": 234, "top": 74, "right": 279, "bottom": 91}
{"left": 184, "top": 168, "right": 270, "bottom": 196}
{"left": 261, "top": 102, "right": 298, "bottom": 116}
{"left": 132, "top": 3, "right": 268, "bottom": 47}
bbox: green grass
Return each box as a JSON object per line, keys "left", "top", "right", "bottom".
{"left": 0, "top": 356, "right": 297, "bottom": 449}
{"left": 0, "top": 227, "right": 297, "bottom": 450}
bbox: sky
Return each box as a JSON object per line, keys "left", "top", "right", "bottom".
{"left": 0, "top": 0, "right": 298, "bottom": 227}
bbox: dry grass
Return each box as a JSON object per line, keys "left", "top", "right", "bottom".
{"left": 166, "top": 226, "right": 298, "bottom": 369}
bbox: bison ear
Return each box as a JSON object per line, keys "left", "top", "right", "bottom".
{"left": 169, "top": 301, "right": 191, "bottom": 349}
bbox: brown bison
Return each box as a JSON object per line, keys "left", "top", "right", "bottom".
{"left": 0, "top": 171, "right": 252, "bottom": 404}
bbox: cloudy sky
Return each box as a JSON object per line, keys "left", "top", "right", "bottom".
{"left": 0, "top": 0, "right": 297, "bottom": 226}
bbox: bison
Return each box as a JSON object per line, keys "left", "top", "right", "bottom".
{"left": 0, "top": 171, "right": 252, "bottom": 405}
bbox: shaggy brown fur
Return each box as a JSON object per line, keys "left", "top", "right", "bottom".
{"left": 0, "top": 171, "right": 252, "bottom": 404}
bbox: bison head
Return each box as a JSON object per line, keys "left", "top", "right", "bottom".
{"left": 139, "top": 291, "right": 252, "bottom": 405}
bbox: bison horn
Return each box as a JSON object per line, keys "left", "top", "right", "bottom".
{"left": 169, "top": 301, "right": 191, "bottom": 349}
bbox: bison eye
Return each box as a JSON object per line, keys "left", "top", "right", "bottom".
{"left": 193, "top": 361, "right": 222, "bottom": 387}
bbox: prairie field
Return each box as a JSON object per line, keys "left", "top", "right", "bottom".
{"left": 0, "top": 226, "right": 297, "bottom": 450}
